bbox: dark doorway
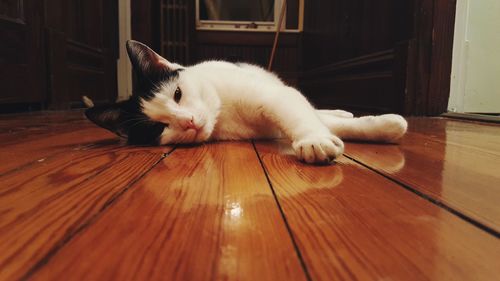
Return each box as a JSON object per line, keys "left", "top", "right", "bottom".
{"left": 44, "top": 0, "right": 119, "bottom": 109}
{"left": 0, "top": 0, "right": 119, "bottom": 111}
{"left": 0, "top": 0, "right": 46, "bottom": 108}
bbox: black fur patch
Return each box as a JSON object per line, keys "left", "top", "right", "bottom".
{"left": 126, "top": 40, "right": 180, "bottom": 100}
{"left": 85, "top": 97, "right": 165, "bottom": 145}
{"left": 85, "top": 40, "right": 178, "bottom": 145}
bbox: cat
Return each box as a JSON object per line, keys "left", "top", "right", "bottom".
{"left": 85, "top": 40, "right": 407, "bottom": 164}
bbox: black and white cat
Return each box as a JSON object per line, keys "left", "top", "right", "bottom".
{"left": 85, "top": 40, "right": 407, "bottom": 164}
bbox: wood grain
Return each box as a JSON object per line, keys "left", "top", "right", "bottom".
{"left": 0, "top": 120, "right": 96, "bottom": 146}
{"left": 0, "top": 142, "right": 169, "bottom": 280}
{"left": 427, "top": 0, "right": 457, "bottom": 114}
{"left": 255, "top": 141, "right": 500, "bottom": 281}
{"left": 407, "top": 117, "right": 500, "bottom": 154}
{"left": 344, "top": 118, "right": 500, "bottom": 232}
{"left": 2, "top": 111, "right": 500, "bottom": 281}
{"left": 0, "top": 110, "right": 84, "bottom": 124}
{"left": 0, "top": 126, "right": 119, "bottom": 175}
{"left": 30, "top": 142, "right": 306, "bottom": 281}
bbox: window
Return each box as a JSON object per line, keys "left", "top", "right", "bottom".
{"left": 196, "top": 0, "right": 302, "bottom": 32}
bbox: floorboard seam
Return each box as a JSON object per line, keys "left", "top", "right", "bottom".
{"left": 344, "top": 153, "right": 500, "bottom": 239}
{"left": 252, "top": 141, "right": 313, "bottom": 281}
{"left": 19, "top": 147, "right": 176, "bottom": 281}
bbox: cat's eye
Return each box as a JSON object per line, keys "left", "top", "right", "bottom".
{"left": 174, "top": 87, "right": 182, "bottom": 103}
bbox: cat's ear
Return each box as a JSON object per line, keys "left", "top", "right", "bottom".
{"left": 126, "top": 40, "right": 182, "bottom": 83}
{"left": 84, "top": 101, "right": 130, "bottom": 138}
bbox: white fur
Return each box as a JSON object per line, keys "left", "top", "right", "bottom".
{"left": 142, "top": 61, "right": 407, "bottom": 164}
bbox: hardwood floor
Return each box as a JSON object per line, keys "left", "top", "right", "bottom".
{"left": 0, "top": 111, "right": 499, "bottom": 281}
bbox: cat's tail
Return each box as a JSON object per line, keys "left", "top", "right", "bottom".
{"left": 82, "top": 96, "right": 94, "bottom": 108}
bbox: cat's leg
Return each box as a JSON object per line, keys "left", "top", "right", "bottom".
{"left": 318, "top": 114, "right": 408, "bottom": 142}
{"left": 316, "top": 109, "right": 354, "bottom": 118}
{"left": 260, "top": 86, "right": 344, "bottom": 164}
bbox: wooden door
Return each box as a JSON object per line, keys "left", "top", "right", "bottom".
{"left": 0, "top": 0, "right": 45, "bottom": 106}
{"left": 45, "top": 0, "right": 119, "bottom": 109}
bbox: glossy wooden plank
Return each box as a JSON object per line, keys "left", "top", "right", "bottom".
{"left": 0, "top": 143, "right": 169, "bottom": 281}
{"left": 407, "top": 117, "right": 500, "bottom": 154}
{"left": 30, "top": 142, "right": 306, "bottom": 281}
{"left": 0, "top": 112, "right": 127, "bottom": 176}
{"left": 255, "top": 141, "right": 500, "bottom": 281}
{"left": 0, "top": 111, "right": 86, "bottom": 133}
{"left": 0, "top": 120, "right": 95, "bottom": 146}
{"left": 0, "top": 111, "right": 91, "bottom": 145}
{"left": 0, "top": 126, "right": 120, "bottom": 175}
{"left": 344, "top": 119, "right": 500, "bottom": 232}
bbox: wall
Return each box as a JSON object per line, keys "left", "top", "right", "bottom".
{"left": 449, "top": 0, "right": 500, "bottom": 113}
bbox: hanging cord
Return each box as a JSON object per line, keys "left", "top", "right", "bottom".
{"left": 268, "top": 0, "right": 287, "bottom": 71}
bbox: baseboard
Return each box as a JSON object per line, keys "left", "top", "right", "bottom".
{"left": 442, "top": 112, "right": 500, "bottom": 124}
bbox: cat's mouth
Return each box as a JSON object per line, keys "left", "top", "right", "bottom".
{"left": 190, "top": 126, "right": 210, "bottom": 143}
{"left": 186, "top": 128, "right": 200, "bottom": 141}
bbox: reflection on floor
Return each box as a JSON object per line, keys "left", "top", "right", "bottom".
{"left": 0, "top": 111, "right": 499, "bottom": 281}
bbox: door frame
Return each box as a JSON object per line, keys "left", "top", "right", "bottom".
{"left": 117, "top": 0, "right": 133, "bottom": 101}
{"left": 403, "top": 0, "right": 458, "bottom": 116}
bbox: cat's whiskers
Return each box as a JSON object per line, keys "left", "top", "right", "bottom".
{"left": 118, "top": 116, "right": 148, "bottom": 125}
{"left": 121, "top": 119, "right": 154, "bottom": 130}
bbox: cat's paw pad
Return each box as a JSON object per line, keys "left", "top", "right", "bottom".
{"left": 292, "top": 135, "right": 344, "bottom": 164}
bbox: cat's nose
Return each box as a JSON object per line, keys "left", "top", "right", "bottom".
{"left": 181, "top": 119, "right": 199, "bottom": 131}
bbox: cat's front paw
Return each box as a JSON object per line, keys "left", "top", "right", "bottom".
{"left": 292, "top": 135, "right": 344, "bottom": 164}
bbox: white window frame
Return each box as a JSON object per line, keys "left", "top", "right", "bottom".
{"left": 195, "top": 0, "right": 303, "bottom": 32}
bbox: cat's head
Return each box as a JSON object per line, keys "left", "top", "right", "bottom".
{"left": 85, "top": 40, "right": 220, "bottom": 145}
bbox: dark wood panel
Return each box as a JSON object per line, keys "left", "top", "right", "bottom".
{"left": 302, "top": 0, "right": 408, "bottom": 70}
{"left": 285, "top": 0, "right": 299, "bottom": 30}
{"left": 131, "top": 0, "right": 159, "bottom": 49}
{"left": 160, "top": 0, "right": 193, "bottom": 64}
{"left": 196, "top": 31, "right": 300, "bottom": 47}
{"left": 427, "top": 0, "right": 457, "bottom": 115}
{"left": 65, "top": 0, "right": 104, "bottom": 47}
{"left": 0, "top": 0, "right": 24, "bottom": 22}
{"left": 0, "top": 0, "right": 46, "bottom": 105}
{"left": 300, "top": 0, "right": 455, "bottom": 115}
{"left": 300, "top": 49, "right": 401, "bottom": 112}
{"left": 30, "top": 142, "right": 307, "bottom": 281}
{"left": 302, "top": 72, "right": 396, "bottom": 112}
{"left": 195, "top": 31, "right": 300, "bottom": 85}
{"left": 44, "top": 28, "right": 68, "bottom": 108}
{"left": 300, "top": 0, "right": 413, "bottom": 114}
{"left": 255, "top": 141, "right": 500, "bottom": 281}
{"left": 402, "top": 0, "right": 456, "bottom": 115}
{"left": 131, "top": 0, "right": 456, "bottom": 116}
{"left": 44, "top": 0, "right": 118, "bottom": 109}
